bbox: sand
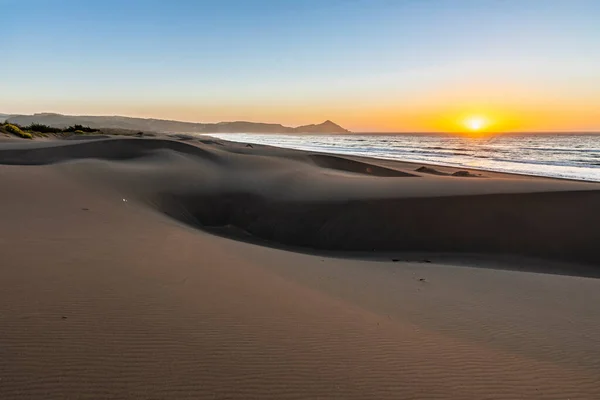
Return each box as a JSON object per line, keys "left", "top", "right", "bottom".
{"left": 1, "top": 136, "right": 599, "bottom": 399}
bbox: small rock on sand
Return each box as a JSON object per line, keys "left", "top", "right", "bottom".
{"left": 452, "top": 170, "right": 477, "bottom": 177}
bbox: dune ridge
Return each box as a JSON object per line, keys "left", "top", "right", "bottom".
{"left": 2, "top": 137, "right": 598, "bottom": 266}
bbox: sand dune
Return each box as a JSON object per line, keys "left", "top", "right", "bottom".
{"left": 4, "top": 137, "right": 597, "bottom": 265}
{"left": 309, "top": 154, "right": 417, "bottom": 176}
{"left": 1, "top": 137, "right": 599, "bottom": 399}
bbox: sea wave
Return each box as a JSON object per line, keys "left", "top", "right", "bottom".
{"left": 204, "top": 133, "right": 600, "bottom": 182}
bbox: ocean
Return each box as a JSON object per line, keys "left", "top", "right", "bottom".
{"left": 206, "top": 133, "right": 600, "bottom": 182}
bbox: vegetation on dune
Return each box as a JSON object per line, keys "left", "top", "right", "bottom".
{"left": 24, "top": 123, "right": 63, "bottom": 133}
{"left": 63, "top": 124, "right": 97, "bottom": 133}
{"left": 25, "top": 123, "right": 97, "bottom": 134}
{"left": 1, "top": 121, "right": 146, "bottom": 139}
{"left": 1, "top": 122, "right": 98, "bottom": 139}
{"left": 3, "top": 123, "right": 33, "bottom": 139}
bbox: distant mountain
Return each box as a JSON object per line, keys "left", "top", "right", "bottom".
{"left": 0, "top": 113, "right": 11, "bottom": 122}
{"left": 5, "top": 113, "right": 350, "bottom": 134}
{"left": 294, "top": 120, "right": 348, "bottom": 133}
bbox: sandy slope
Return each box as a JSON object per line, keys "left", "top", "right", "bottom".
{"left": 1, "top": 137, "right": 599, "bottom": 399}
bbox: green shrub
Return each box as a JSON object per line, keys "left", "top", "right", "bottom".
{"left": 25, "top": 123, "right": 62, "bottom": 133}
{"left": 4, "top": 124, "right": 33, "bottom": 139}
{"left": 64, "top": 124, "right": 97, "bottom": 133}
{"left": 73, "top": 130, "right": 85, "bottom": 134}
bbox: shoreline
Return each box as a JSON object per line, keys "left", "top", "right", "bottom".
{"left": 204, "top": 132, "right": 600, "bottom": 183}
{"left": 4, "top": 130, "right": 600, "bottom": 183}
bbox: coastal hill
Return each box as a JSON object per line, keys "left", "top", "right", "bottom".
{"left": 5, "top": 113, "right": 350, "bottom": 134}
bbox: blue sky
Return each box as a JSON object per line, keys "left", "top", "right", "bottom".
{"left": 3, "top": 0, "right": 600, "bottom": 131}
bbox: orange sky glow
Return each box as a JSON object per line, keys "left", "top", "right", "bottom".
{"left": 4, "top": 1, "right": 599, "bottom": 134}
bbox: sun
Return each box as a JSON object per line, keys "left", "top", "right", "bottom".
{"left": 463, "top": 116, "right": 489, "bottom": 132}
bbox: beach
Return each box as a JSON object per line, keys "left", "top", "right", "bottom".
{"left": 207, "top": 133, "right": 600, "bottom": 182}
{"left": 1, "top": 135, "right": 600, "bottom": 399}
